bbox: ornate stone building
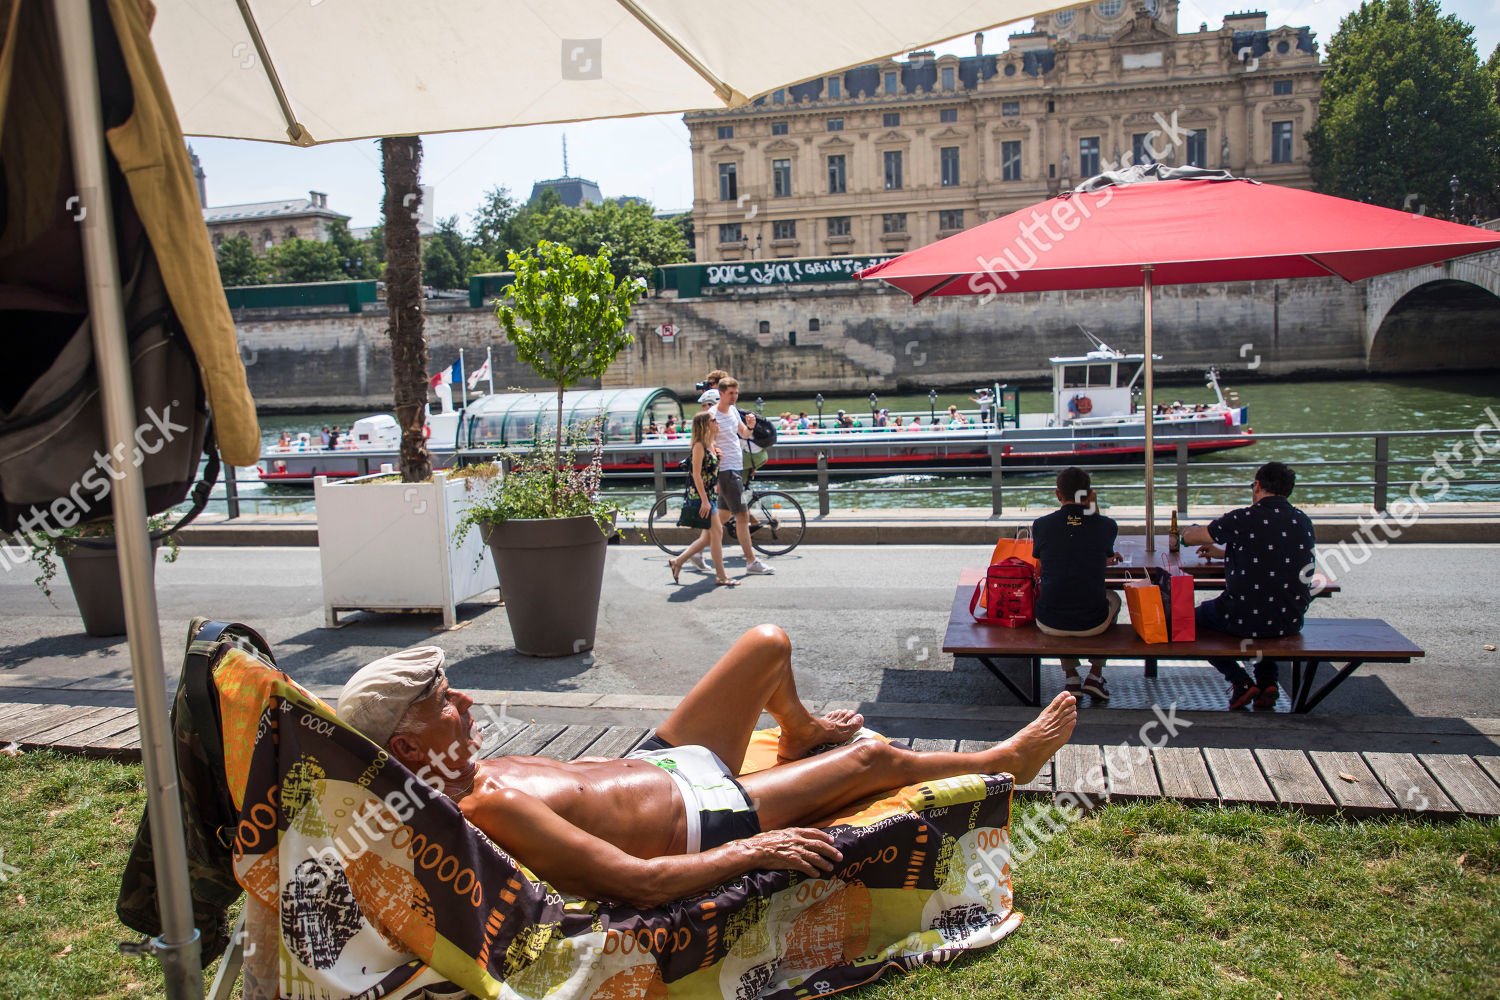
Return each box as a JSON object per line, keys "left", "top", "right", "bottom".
{"left": 203, "top": 191, "right": 351, "bottom": 254}
{"left": 684, "top": 4, "right": 1322, "bottom": 261}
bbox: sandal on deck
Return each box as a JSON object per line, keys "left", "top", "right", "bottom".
{"left": 1081, "top": 674, "right": 1110, "bottom": 700}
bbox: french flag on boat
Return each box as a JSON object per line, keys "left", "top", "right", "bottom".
{"left": 466, "top": 355, "right": 491, "bottom": 389}
{"left": 1222, "top": 406, "right": 1249, "bottom": 426}
{"left": 429, "top": 360, "right": 462, "bottom": 389}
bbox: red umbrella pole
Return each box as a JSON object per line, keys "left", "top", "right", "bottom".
{"left": 1142, "top": 265, "right": 1156, "bottom": 551}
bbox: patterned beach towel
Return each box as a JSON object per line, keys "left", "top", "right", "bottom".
{"left": 217, "top": 649, "right": 1023, "bottom": 999}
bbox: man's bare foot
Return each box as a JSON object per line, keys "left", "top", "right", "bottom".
{"left": 984, "top": 691, "right": 1077, "bottom": 785}
{"left": 778, "top": 709, "right": 865, "bottom": 761}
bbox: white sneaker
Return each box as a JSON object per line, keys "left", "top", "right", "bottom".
{"left": 687, "top": 552, "right": 710, "bottom": 572}
{"left": 746, "top": 559, "right": 775, "bottom": 575}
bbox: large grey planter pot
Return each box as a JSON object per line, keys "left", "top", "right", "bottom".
{"left": 61, "top": 540, "right": 160, "bottom": 638}
{"left": 483, "top": 515, "right": 609, "bottom": 657}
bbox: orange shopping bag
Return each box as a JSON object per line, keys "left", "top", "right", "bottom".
{"left": 989, "top": 527, "right": 1038, "bottom": 570}
{"left": 1124, "top": 576, "right": 1169, "bottom": 644}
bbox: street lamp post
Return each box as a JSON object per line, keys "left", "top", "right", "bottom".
{"left": 1450, "top": 176, "right": 1460, "bottom": 220}
{"left": 815, "top": 393, "right": 824, "bottom": 428}
{"left": 755, "top": 395, "right": 764, "bottom": 415}
{"left": 868, "top": 392, "right": 878, "bottom": 424}
{"left": 928, "top": 389, "right": 937, "bottom": 424}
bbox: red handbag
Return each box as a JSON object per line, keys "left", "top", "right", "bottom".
{"left": 969, "top": 557, "right": 1037, "bottom": 628}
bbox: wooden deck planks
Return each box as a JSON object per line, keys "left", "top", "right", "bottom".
{"left": 1254, "top": 749, "right": 1336, "bottom": 814}
{"left": 24, "top": 706, "right": 135, "bottom": 747}
{"left": 1053, "top": 744, "right": 1106, "bottom": 802}
{"left": 8, "top": 706, "right": 90, "bottom": 742}
{"left": 1418, "top": 754, "right": 1500, "bottom": 818}
{"left": 959, "top": 739, "right": 1052, "bottom": 795}
{"left": 1203, "top": 748, "right": 1275, "bottom": 805}
{"left": 1152, "top": 747, "right": 1218, "bottom": 804}
{"left": 493, "top": 723, "right": 568, "bottom": 758}
{"left": 536, "top": 726, "right": 610, "bottom": 762}
{"left": 1362, "top": 752, "right": 1459, "bottom": 816}
{"left": 60, "top": 709, "right": 143, "bottom": 749}
{"left": 1102, "top": 744, "right": 1161, "bottom": 801}
{"left": 587, "top": 726, "right": 650, "bottom": 759}
{"left": 0, "top": 703, "right": 70, "bottom": 739}
{"left": 1473, "top": 756, "right": 1500, "bottom": 791}
{"left": 1308, "top": 751, "right": 1396, "bottom": 816}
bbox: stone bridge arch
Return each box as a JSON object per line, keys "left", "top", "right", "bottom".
{"left": 1363, "top": 248, "right": 1500, "bottom": 372}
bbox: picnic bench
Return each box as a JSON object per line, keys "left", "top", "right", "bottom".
{"left": 942, "top": 585, "right": 1424, "bottom": 713}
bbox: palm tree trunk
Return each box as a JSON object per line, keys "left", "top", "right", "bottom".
{"left": 382, "top": 136, "right": 432, "bottom": 483}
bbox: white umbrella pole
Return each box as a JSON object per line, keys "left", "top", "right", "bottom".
{"left": 52, "top": 4, "right": 204, "bottom": 997}
{"left": 1142, "top": 265, "right": 1156, "bottom": 551}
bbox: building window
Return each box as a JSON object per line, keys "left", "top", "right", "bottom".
{"left": 771, "top": 121, "right": 789, "bottom": 135}
{"left": 1003, "top": 63, "right": 1017, "bottom": 77}
{"left": 1276, "top": 40, "right": 1291, "bottom": 54}
{"left": 883, "top": 112, "right": 901, "bottom": 128}
{"left": 884, "top": 71, "right": 898, "bottom": 95}
{"left": 773, "top": 219, "right": 796, "bottom": 240}
{"left": 772, "top": 159, "right": 792, "bottom": 197}
{"left": 939, "top": 209, "right": 964, "bottom": 231}
{"left": 1097, "top": 0, "right": 1122, "bottom": 16}
{"left": 284, "top": 226, "right": 297, "bottom": 240}
{"left": 1273, "top": 80, "right": 1293, "bottom": 96}
{"left": 1272, "top": 121, "right": 1294, "bottom": 163}
{"left": 1131, "top": 132, "right": 1157, "bottom": 165}
{"left": 1079, "top": 136, "right": 1100, "bottom": 177}
{"left": 717, "top": 125, "right": 734, "bottom": 140}
{"left": 1001, "top": 140, "right": 1022, "bottom": 181}
{"left": 719, "top": 223, "right": 742, "bottom": 243}
{"left": 883, "top": 150, "right": 903, "bottom": 189}
{"left": 941, "top": 66, "right": 955, "bottom": 90}
{"left": 759, "top": 320, "right": 771, "bottom": 333}
{"left": 882, "top": 212, "right": 907, "bottom": 234}
{"left": 1185, "top": 129, "right": 1208, "bottom": 167}
{"left": 1001, "top": 101, "right": 1020, "bottom": 117}
{"left": 826, "top": 117, "right": 844, "bottom": 131}
{"left": 718, "top": 162, "right": 738, "bottom": 201}
{"left": 773, "top": 89, "right": 785, "bottom": 103}
{"left": 213, "top": 233, "right": 224, "bottom": 247}
{"left": 809, "top": 318, "right": 821, "bottom": 331}
{"left": 828, "top": 77, "right": 841, "bottom": 99}
{"left": 261, "top": 228, "right": 274, "bottom": 247}
{"left": 827, "top": 154, "right": 847, "bottom": 194}
{"left": 940, "top": 146, "right": 960, "bottom": 186}
{"left": 940, "top": 108, "right": 958, "bottom": 123}
{"left": 827, "top": 216, "right": 851, "bottom": 237}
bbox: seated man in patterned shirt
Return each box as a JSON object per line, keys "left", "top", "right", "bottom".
{"left": 1181, "top": 462, "right": 1317, "bottom": 711}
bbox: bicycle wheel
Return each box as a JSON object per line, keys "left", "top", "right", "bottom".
{"left": 647, "top": 495, "right": 697, "bottom": 557}
{"left": 747, "top": 490, "right": 806, "bottom": 557}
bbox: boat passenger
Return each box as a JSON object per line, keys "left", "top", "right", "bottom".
{"left": 946, "top": 405, "right": 967, "bottom": 430}
{"left": 892, "top": 415, "right": 904, "bottom": 429}
{"left": 320, "top": 426, "right": 331, "bottom": 448}
{"left": 647, "top": 421, "right": 660, "bottom": 437}
{"left": 277, "top": 431, "right": 292, "bottom": 451}
{"left": 796, "top": 411, "right": 810, "bottom": 431}
{"left": 664, "top": 415, "right": 679, "bottom": 439}
{"left": 908, "top": 416, "right": 922, "bottom": 431}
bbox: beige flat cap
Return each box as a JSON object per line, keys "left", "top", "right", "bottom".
{"left": 337, "top": 646, "right": 445, "bottom": 746}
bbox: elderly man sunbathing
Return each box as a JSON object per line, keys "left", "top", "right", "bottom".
{"left": 338, "top": 624, "right": 1076, "bottom": 908}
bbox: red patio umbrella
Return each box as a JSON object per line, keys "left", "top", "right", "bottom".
{"left": 856, "top": 166, "right": 1500, "bottom": 544}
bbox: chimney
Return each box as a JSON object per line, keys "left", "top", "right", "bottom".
{"left": 310, "top": 189, "right": 319, "bottom": 207}
{"left": 974, "top": 31, "right": 984, "bottom": 57}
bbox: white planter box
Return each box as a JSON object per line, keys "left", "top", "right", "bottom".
{"left": 314, "top": 471, "right": 499, "bottom": 628}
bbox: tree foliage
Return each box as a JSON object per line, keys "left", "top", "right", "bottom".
{"left": 534, "top": 198, "right": 691, "bottom": 283}
{"left": 264, "top": 237, "right": 345, "bottom": 283}
{"left": 494, "top": 241, "right": 645, "bottom": 512}
{"left": 1308, "top": 0, "right": 1500, "bottom": 217}
{"left": 215, "top": 235, "right": 268, "bottom": 286}
{"left": 326, "top": 219, "right": 380, "bottom": 279}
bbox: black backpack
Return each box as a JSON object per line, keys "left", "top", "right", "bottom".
{"left": 741, "top": 408, "right": 777, "bottom": 450}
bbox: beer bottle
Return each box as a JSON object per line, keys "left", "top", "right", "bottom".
{"left": 1168, "top": 510, "right": 1181, "bottom": 553}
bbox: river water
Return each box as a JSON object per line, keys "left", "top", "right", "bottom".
{"left": 240, "top": 372, "right": 1500, "bottom": 514}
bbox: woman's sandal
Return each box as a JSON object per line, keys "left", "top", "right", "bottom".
{"left": 669, "top": 558, "right": 681, "bottom": 584}
{"left": 715, "top": 576, "right": 740, "bottom": 587}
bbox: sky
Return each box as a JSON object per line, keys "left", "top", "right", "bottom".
{"left": 188, "top": 0, "right": 1499, "bottom": 230}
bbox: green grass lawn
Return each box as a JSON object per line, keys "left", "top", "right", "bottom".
{"left": 2, "top": 751, "right": 1497, "bottom": 999}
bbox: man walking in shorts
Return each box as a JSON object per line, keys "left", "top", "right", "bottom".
{"left": 713, "top": 378, "right": 773, "bottom": 575}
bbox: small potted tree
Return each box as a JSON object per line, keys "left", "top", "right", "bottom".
{"left": 25, "top": 517, "right": 181, "bottom": 637}
{"left": 459, "top": 241, "right": 643, "bottom": 656}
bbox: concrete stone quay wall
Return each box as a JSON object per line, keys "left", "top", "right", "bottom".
{"left": 235, "top": 275, "right": 1372, "bottom": 411}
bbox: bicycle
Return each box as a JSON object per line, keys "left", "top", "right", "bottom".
{"left": 646, "top": 483, "right": 806, "bottom": 558}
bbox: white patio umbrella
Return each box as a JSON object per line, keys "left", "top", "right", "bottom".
{"left": 150, "top": 0, "right": 1053, "bottom": 145}
{"left": 52, "top": 3, "right": 1067, "bottom": 998}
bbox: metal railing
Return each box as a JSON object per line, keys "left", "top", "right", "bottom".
{"left": 229, "top": 426, "right": 1500, "bottom": 520}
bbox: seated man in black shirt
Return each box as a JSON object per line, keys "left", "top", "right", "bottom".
{"left": 1031, "top": 467, "right": 1124, "bottom": 701}
{"left": 1182, "top": 461, "right": 1317, "bottom": 711}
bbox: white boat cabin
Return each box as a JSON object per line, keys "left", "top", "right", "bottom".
{"left": 1049, "top": 348, "right": 1147, "bottom": 425}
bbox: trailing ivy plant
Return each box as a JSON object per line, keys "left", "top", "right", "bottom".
{"left": 494, "top": 240, "right": 645, "bottom": 516}
{"left": 23, "top": 515, "right": 182, "bottom": 603}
